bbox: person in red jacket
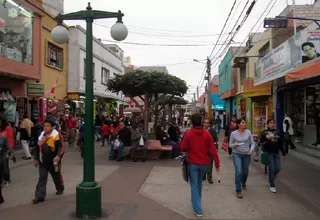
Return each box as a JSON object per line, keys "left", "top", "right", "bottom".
{"left": 0, "top": 118, "right": 14, "bottom": 187}
{"left": 65, "top": 113, "right": 77, "bottom": 148}
{"left": 180, "top": 113, "right": 220, "bottom": 217}
{"left": 101, "top": 122, "right": 109, "bottom": 147}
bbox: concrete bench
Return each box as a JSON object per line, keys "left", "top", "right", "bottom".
{"left": 113, "top": 140, "right": 172, "bottom": 160}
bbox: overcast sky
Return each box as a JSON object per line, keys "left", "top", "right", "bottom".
{"left": 62, "top": 0, "right": 314, "bottom": 100}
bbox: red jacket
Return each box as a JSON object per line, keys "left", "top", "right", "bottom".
{"left": 101, "top": 125, "right": 109, "bottom": 136}
{"left": 65, "top": 116, "right": 77, "bottom": 129}
{"left": 180, "top": 127, "right": 220, "bottom": 167}
{"left": 1, "top": 125, "right": 14, "bottom": 149}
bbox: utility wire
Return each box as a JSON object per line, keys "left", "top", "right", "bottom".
{"left": 209, "top": 0, "right": 238, "bottom": 58}
{"left": 101, "top": 39, "right": 241, "bottom": 47}
{"left": 218, "top": 0, "right": 277, "bottom": 71}
{"left": 210, "top": 0, "right": 256, "bottom": 65}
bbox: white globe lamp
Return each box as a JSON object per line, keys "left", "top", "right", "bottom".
{"left": 110, "top": 21, "right": 128, "bottom": 41}
{"left": 51, "top": 25, "right": 69, "bottom": 44}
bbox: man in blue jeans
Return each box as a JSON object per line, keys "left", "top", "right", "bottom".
{"left": 109, "top": 121, "right": 131, "bottom": 162}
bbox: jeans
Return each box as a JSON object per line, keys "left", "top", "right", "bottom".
{"left": 167, "top": 140, "right": 180, "bottom": 158}
{"left": 189, "top": 163, "right": 208, "bottom": 215}
{"left": 110, "top": 142, "right": 125, "bottom": 159}
{"left": 266, "top": 153, "right": 281, "bottom": 187}
{"left": 232, "top": 153, "right": 251, "bottom": 192}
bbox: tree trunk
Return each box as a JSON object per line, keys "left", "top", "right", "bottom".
{"left": 168, "top": 104, "right": 173, "bottom": 124}
{"left": 143, "top": 92, "right": 149, "bottom": 133}
{"left": 153, "top": 105, "right": 159, "bottom": 132}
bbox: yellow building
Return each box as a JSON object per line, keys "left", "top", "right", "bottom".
{"left": 40, "top": 13, "right": 68, "bottom": 101}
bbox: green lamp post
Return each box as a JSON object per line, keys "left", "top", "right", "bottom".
{"left": 51, "top": 2, "right": 128, "bottom": 218}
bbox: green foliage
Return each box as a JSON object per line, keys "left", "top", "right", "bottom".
{"left": 107, "top": 70, "right": 188, "bottom": 97}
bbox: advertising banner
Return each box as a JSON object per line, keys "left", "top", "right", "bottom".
{"left": 254, "top": 30, "right": 320, "bottom": 86}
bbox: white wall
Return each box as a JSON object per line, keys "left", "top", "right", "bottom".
{"left": 68, "top": 26, "right": 124, "bottom": 100}
{"left": 42, "top": 0, "right": 64, "bottom": 17}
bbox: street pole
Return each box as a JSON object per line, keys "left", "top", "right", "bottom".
{"left": 206, "top": 57, "right": 213, "bottom": 119}
{"left": 292, "top": 0, "right": 297, "bottom": 35}
{"left": 51, "top": 3, "right": 128, "bottom": 218}
{"left": 193, "top": 92, "right": 196, "bottom": 112}
{"left": 196, "top": 85, "right": 199, "bottom": 100}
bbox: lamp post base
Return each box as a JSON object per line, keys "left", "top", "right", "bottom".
{"left": 76, "top": 183, "right": 102, "bottom": 218}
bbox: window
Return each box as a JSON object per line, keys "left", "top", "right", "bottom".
{"left": 258, "top": 42, "right": 270, "bottom": 58}
{"left": 83, "top": 58, "right": 95, "bottom": 81}
{"left": 0, "top": 1, "right": 33, "bottom": 64}
{"left": 47, "top": 42, "right": 63, "bottom": 69}
{"left": 101, "top": 68, "right": 110, "bottom": 85}
{"left": 224, "top": 65, "right": 228, "bottom": 80}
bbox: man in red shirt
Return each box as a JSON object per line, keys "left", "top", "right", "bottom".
{"left": 180, "top": 113, "right": 220, "bottom": 217}
{"left": 65, "top": 113, "right": 77, "bottom": 148}
{"left": 101, "top": 122, "right": 109, "bottom": 147}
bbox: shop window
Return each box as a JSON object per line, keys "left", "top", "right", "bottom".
{"left": 0, "top": 0, "right": 33, "bottom": 64}
{"left": 101, "top": 67, "right": 110, "bottom": 85}
{"left": 83, "top": 58, "right": 95, "bottom": 81}
{"left": 47, "top": 42, "right": 63, "bottom": 69}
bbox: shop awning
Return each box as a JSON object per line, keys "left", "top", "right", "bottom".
{"left": 285, "top": 57, "right": 320, "bottom": 83}
{"left": 242, "top": 78, "right": 272, "bottom": 98}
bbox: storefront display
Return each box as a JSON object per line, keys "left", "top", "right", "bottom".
{"left": 252, "top": 102, "right": 267, "bottom": 136}
{"left": 0, "top": 0, "right": 33, "bottom": 64}
{"left": 285, "top": 88, "right": 305, "bottom": 137}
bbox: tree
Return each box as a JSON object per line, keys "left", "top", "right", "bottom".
{"left": 107, "top": 70, "right": 188, "bottom": 131}
{"left": 157, "top": 96, "right": 188, "bottom": 125}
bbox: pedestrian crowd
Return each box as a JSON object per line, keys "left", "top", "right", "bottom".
{"left": 180, "top": 113, "right": 293, "bottom": 217}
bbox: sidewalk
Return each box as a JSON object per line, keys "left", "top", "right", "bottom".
{"left": 1, "top": 142, "right": 320, "bottom": 219}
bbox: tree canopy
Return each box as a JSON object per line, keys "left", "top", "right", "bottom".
{"left": 107, "top": 70, "right": 188, "bottom": 97}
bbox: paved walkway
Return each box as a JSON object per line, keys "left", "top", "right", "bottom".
{"left": 0, "top": 141, "right": 320, "bottom": 219}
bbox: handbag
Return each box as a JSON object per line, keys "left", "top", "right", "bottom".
{"left": 221, "top": 138, "right": 228, "bottom": 152}
{"left": 260, "top": 144, "right": 267, "bottom": 165}
{"left": 181, "top": 155, "right": 189, "bottom": 182}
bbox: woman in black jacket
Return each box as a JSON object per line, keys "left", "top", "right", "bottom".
{"left": 260, "top": 119, "right": 286, "bottom": 194}
{"left": 155, "top": 125, "right": 181, "bottom": 159}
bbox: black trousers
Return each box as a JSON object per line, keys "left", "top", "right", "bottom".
{"left": 3, "top": 158, "right": 10, "bottom": 182}
{"left": 228, "top": 137, "right": 232, "bottom": 155}
{"left": 35, "top": 162, "right": 64, "bottom": 200}
{"left": 0, "top": 164, "right": 4, "bottom": 201}
{"left": 206, "top": 156, "right": 214, "bottom": 180}
{"left": 284, "top": 135, "right": 296, "bottom": 154}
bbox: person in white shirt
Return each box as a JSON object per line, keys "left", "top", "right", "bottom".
{"left": 283, "top": 113, "right": 296, "bottom": 154}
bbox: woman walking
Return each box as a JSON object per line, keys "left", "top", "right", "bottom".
{"left": 180, "top": 113, "right": 220, "bottom": 217}
{"left": 0, "top": 131, "right": 9, "bottom": 204}
{"left": 229, "top": 118, "right": 255, "bottom": 198}
{"left": 225, "top": 115, "right": 237, "bottom": 157}
{"left": 260, "top": 119, "right": 286, "bottom": 193}
{"left": 0, "top": 118, "right": 14, "bottom": 187}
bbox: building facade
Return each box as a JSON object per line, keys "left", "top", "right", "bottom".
{"left": 67, "top": 25, "right": 124, "bottom": 117}
{"left": 218, "top": 47, "right": 244, "bottom": 122}
{"left": 0, "top": 0, "right": 44, "bottom": 122}
{"left": 28, "top": 8, "right": 69, "bottom": 122}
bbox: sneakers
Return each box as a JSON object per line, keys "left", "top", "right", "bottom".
{"left": 236, "top": 192, "right": 243, "bottom": 199}
{"left": 3, "top": 181, "right": 11, "bottom": 187}
{"left": 193, "top": 212, "right": 204, "bottom": 217}
{"left": 269, "top": 187, "right": 277, "bottom": 193}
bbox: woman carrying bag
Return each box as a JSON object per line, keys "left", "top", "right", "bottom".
{"left": 180, "top": 113, "right": 220, "bottom": 217}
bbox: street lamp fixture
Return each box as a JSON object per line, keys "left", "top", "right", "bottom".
{"left": 51, "top": 2, "right": 128, "bottom": 219}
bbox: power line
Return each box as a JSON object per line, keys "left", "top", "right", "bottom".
{"left": 210, "top": 0, "right": 251, "bottom": 62}
{"left": 209, "top": 0, "right": 238, "bottom": 58}
{"left": 218, "top": 0, "right": 278, "bottom": 72}
{"left": 101, "top": 39, "right": 241, "bottom": 47}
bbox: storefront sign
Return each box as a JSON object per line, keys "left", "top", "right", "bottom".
{"left": 67, "top": 93, "right": 79, "bottom": 100}
{"left": 27, "top": 83, "right": 44, "bottom": 96}
{"left": 243, "top": 78, "right": 272, "bottom": 97}
{"left": 254, "top": 30, "right": 320, "bottom": 86}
